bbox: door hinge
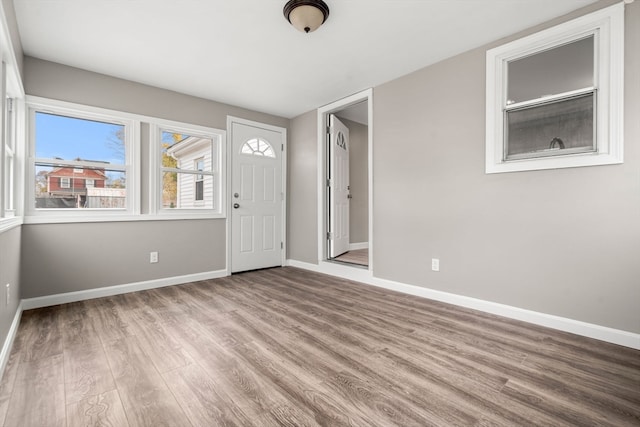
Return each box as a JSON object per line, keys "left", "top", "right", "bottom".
{"left": 326, "top": 179, "right": 332, "bottom": 187}
{"left": 281, "top": 242, "right": 283, "bottom": 249}
{"left": 6, "top": 98, "right": 13, "bottom": 113}
{"left": 326, "top": 125, "right": 333, "bottom": 135}
{"left": 327, "top": 232, "right": 333, "bottom": 240}
{"left": 281, "top": 144, "right": 284, "bottom": 151}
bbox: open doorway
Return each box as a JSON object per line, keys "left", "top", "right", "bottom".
{"left": 317, "top": 89, "right": 372, "bottom": 270}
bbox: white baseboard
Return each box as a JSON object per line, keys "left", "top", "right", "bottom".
{"left": 349, "top": 242, "right": 369, "bottom": 251}
{"left": 286, "top": 259, "right": 640, "bottom": 350}
{"left": 22, "top": 269, "right": 228, "bottom": 310}
{"left": 0, "top": 302, "right": 23, "bottom": 382}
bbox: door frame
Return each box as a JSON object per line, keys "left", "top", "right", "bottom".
{"left": 226, "top": 116, "right": 287, "bottom": 275}
{"left": 316, "top": 88, "right": 373, "bottom": 272}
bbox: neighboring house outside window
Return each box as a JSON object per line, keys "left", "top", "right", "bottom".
{"left": 29, "top": 98, "right": 138, "bottom": 215}
{"left": 194, "top": 158, "right": 204, "bottom": 202}
{"left": 158, "top": 125, "right": 221, "bottom": 212}
{"left": 42, "top": 166, "right": 108, "bottom": 208}
{"left": 165, "top": 136, "right": 213, "bottom": 209}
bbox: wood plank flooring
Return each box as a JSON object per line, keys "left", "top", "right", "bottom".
{"left": 1, "top": 267, "right": 639, "bottom": 426}
{"left": 333, "top": 249, "right": 368, "bottom": 267}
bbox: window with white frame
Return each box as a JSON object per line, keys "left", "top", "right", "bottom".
{"left": 485, "top": 3, "right": 624, "bottom": 173}
{"left": 3, "top": 97, "right": 16, "bottom": 215}
{"left": 28, "top": 99, "right": 138, "bottom": 214}
{"left": 0, "top": 13, "right": 25, "bottom": 226}
{"left": 1, "top": 58, "right": 23, "bottom": 223}
{"left": 153, "top": 121, "right": 224, "bottom": 214}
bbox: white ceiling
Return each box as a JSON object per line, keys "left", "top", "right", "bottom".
{"left": 13, "top": 0, "right": 598, "bottom": 119}
{"left": 336, "top": 100, "right": 368, "bottom": 126}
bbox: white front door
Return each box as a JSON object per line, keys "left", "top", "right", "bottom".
{"left": 329, "top": 114, "right": 350, "bottom": 258}
{"left": 230, "top": 119, "right": 284, "bottom": 273}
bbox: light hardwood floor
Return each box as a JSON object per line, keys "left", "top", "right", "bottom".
{"left": 0, "top": 267, "right": 638, "bottom": 426}
{"left": 333, "top": 249, "right": 368, "bottom": 267}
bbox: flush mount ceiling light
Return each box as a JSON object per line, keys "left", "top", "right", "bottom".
{"left": 283, "top": 0, "right": 330, "bottom": 33}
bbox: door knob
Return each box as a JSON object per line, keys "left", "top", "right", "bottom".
{"left": 233, "top": 203, "right": 240, "bottom": 209}
{"left": 234, "top": 193, "right": 239, "bottom": 198}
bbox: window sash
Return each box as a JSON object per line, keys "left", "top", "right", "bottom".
{"left": 503, "top": 90, "right": 597, "bottom": 161}
{"left": 35, "top": 158, "right": 126, "bottom": 172}
{"left": 27, "top": 97, "right": 139, "bottom": 216}
{"left": 485, "top": 3, "right": 624, "bottom": 174}
{"left": 3, "top": 152, "right": 13, "bottom": 212}
{"left": 153, "top": 121, "right": 224, "bottom": 216}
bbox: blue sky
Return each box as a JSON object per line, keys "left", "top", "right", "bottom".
{"left": 35, "top": 112, "right": 124, "bottom": 164}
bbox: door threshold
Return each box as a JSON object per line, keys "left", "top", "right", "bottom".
{"left": 327, "top": 259, "right": 369, "bottom": 269}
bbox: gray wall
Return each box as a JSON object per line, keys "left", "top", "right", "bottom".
{"left": 287, "top": 110, "right": 317, "bottom": 264}
{"left": 340, "top": 118, "right": 368, "bottom": 245}
{"left": 22, "top": 57, "right": 289, "bottom": 298}
{"left": 288, "top": 0, "right": 640, "bottom": 334}
{"left": 21, "top": 220, "right": 225, "bottom": 298}
{"left": 0, "top": 227, "right": 21, "bottom": 351}
{"left": 24, "top": 57, "right": 288, "bottom": 131}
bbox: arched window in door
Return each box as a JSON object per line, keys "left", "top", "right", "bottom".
{"left": 241, "top": 138, "right": 275, "bottom": 158}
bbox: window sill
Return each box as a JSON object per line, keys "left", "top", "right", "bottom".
{"left": 0, "top": 216, "right": 23, "bottom": 233}
{"left": 485, "top": 150, "right": 623, "bottom": 174}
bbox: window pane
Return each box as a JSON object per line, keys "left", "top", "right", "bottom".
{"left": 162, "top": 171, "right": 178, "bottom": 208}
{"left": 195, "top": 158, "right": 204, "bottom": 180}
{"left": 162, "top": 131, "right": 213, "bottom": 171}
{"left": 4, "top": 155, "right": 13, "bottom": 211}
{"left": 35, "top": 112, "right": 125, "bottom": 163}
{"left": 507, "top": 36, "right": 594, "bottom": 104}
{"left": 195, "top": 180, "right": 204, "bottom": 201}
{"left": 241, "top": 138, "right": 275, "bottom": 158}
{"left": 506, "top": 92, "right": 594, "bottom": 158}
{"left": 163, "top": 172, "right": 214, "bottom": 209}
{"left": 35, "top": 165, "right": 126, "bottom": 209}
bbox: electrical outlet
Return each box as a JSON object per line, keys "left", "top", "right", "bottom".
{"left": 150, "top": 251, "right": 159, "bottom": 264}
{"left": 431, "top": 258, "right": 440, "bottom": 272}
{"left": 5, "top": 284, "right": 9, "bottom": 306}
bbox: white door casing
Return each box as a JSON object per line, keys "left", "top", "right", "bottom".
{"left": 230, "top": 119, "right": 284, "bottom": 273}
{"left": 329, "top": 114, "right": 350, "bottom": 258}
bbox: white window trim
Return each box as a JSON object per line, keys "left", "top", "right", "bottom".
{"left": 59, "top": 177, "right": 71, "bottom": 189}
{"left": 26, "top": 96, "right": 141, "bottom": 219}
{"left": 1, "top": 71, "right": 23, "bottom": 221}
{"left": 0, "top": 0, "right": 25, "bottom": 227}
{"left": 485, "top": 3, "right": 624, "bottom": 174}
{"left": 149, "top": 119, "right": 226, "bottom": 219}
{"left": 9, "top": 98, "right": 25, "bottom": 220}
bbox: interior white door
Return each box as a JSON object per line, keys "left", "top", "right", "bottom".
{"left": 329, "top": 114, "right": 350, "bottom": 258}
{"left": 231, "top": 120, "right": 283, "bottom": 273}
